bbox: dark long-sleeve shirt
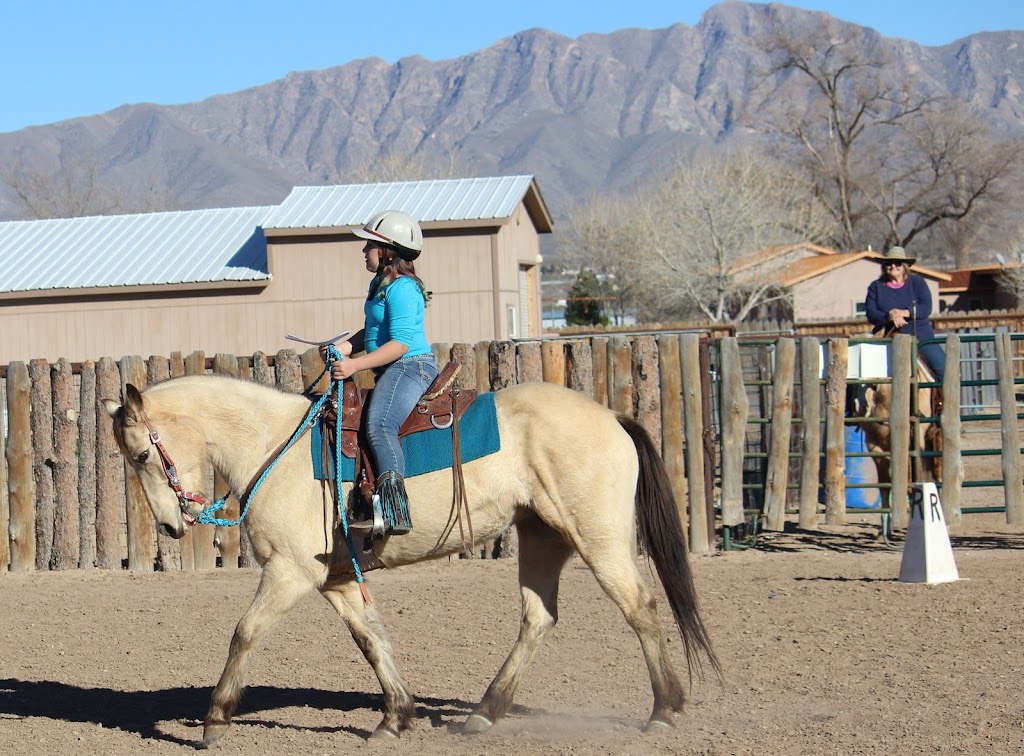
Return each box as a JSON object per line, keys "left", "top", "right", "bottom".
{"left": 864, "top": 274, "right": 935, "bottom": 340}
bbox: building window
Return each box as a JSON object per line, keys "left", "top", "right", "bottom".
{"left": 507, "top": 305, "right": 518, "bottom": 339}
{"left": 855, "top": 302, "right": 867, "bottom": 315}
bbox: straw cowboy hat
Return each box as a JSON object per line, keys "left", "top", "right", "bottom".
{"left": 873, "top": 246, "right": 916, "bottom": 267}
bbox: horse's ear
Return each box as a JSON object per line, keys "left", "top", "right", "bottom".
{"left": 101, "top": 398, "right": 122, "bottom": 419}
{"left": 123, "top": 383, "right": 146, "bottom": 422}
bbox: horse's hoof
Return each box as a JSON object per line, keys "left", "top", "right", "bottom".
{"left": 644, "top": 718, "right": 674, "bottom": 734}
{"left": 369, "top": 727, "right": 400, "bottom": 741}
{"left": 200, "top": 721, "right": 230, "bottom": 748}
{"left": 462, "top": 714, "right": 493, "bottom": 734}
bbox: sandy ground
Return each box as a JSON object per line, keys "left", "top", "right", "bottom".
{"left": 2, "top": 510, "right": 1023, "bottom": 756}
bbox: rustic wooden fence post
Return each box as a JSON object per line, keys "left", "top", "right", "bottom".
{"left": 995, "top": 331, "right": 1023, "bottom": 524}
{"left": 120, "top": 355, "right": 153, "bottom": 571}
{"left": 657, "top": 334, "right": 688, "bottom": 539}
{"left": 940, "top": 334, "right": 963, "bottom": 525}
{"left": 275, "top": 349, "right": 302, "bottom": 393}
{"left": 516, "top": 341, "right": 543, "bottom": 383}
{"left": 566, "top": 340, "right": 594, "bottom": 397}
{"left": 185, "top": 351, "right": 218, "bottom": 570}
{"left": 489, "top": 341, "right": 516, "bottom": 389}
{"left": 78, "top": 360, "right": 97, "bottom": 568}
{"left": 0, "top": 366, "right": 7, "bottom": 572}
{"left": 591, "top": 336, "right": 609, "bottom": 408}
{"left": 632, "top": 334, "right": 661, "bottom": 448}
{"left": 95, "top": 357, "right": 123, "bottom": 569}
{"left": 764, "top": 338, "right": 795, "bottom": 532}
{"left": 432, "top": 342, "right": 452, "bottom": 372}
{"left": 488, "top": 341, "right": 517, "bottom": 558}
{"left": 474, "top": 341, "right": 491, "bottom": 393}
{"left": 29, "top": 358, "right": 53, "bottom": 570}
{"left": 240, "top": 352, "right": 274, "bottom": 568}
{"left": 608, "top": 335, "right": 633, "bottom": 417}
{"left": 51, "top": 358, "right": 80, "bottom": 569}
{"left": 541, "top": 340, "right": 566, "bottom": 385}
{"left": 719, "top": 337, "right": 748, "bottom": 528}
{"left": 300, "top": 347, "right": 329, "bottom": 394}
{"left": 450, "top": 344, "right": 477, "bottom": 392}
{"left": 680, "top": 334, "right": 710, "bottom": 554}
{"left": 145, "top": 355, "right": 179, "bottom": 571}
{"left": 6, "top": 361, "right": 33, "bottom": 571}
{"left": 824, "top": 339, "right": 848, "bottom": 525}
{"left": 213, "top": 353, "right": 242, "bottom": 569}
{"left": 798, "top": 337, "right": 821, "bottom": 530}
{"left": 889, "top": 336, "right": 913, "bottom": 529}
{"left": 698, "top": 339, "right": 717, "bottom": 549}
{"left": 251, "top": 351, "right": 273, "bottom": 385}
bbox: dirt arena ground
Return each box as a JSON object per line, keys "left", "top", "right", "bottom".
{"left": 2, "top": 505, "right": 1023, "bottom": 756}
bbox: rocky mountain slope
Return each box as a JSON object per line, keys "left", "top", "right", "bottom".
{"left": 2, "top": 1, "right": 1022, "bottom": 228}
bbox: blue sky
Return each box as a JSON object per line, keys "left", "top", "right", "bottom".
{"left": 2, "top": 0, "right": 1021, "bottom": 134}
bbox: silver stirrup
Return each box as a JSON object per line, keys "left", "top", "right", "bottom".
{"left": 370, "top": 494, "right": 387, "bottom": 539}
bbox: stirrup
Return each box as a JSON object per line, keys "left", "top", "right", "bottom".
{"left": 348, "top": 493, "right": 387, "bottom": 539}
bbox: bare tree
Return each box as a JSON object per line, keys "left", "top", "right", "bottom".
{"left": 633, "top": 148, "right": 832, "bottom": 323}
{"left": 343, "top": 147, "right": 468, "bottom": 184}
{"left": 556, "top": 193, "right": 643, "bottom": 323}
{"left": 1, "top": 148, "right": 188, "bottom": 219}
{"left": 1, "top": 149, "right": 116, "bottom": 219}
{"left": 753, "top": 14, "right": 1024, "bottom": 262}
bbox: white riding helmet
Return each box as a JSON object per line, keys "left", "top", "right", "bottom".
{"left": 352, "top": 210, "right": 423, "bottom": 261}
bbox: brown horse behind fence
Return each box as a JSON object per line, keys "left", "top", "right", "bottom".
{"left": 854, "top": 359, "right": 943, "bottom": 505}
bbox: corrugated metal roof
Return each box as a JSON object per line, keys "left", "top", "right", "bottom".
{"left": 263, "top": 175, "right": 538, "bottom": 229}
{"left": 0, "top": 206, "right": 273, "bottom": 294}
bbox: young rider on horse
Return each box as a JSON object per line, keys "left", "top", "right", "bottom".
{"left": 325, "top": 210, "right": 437, "bottom": 535}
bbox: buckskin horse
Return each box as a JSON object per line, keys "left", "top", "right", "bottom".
{"left": 103, "top": 374, "right": 719, "bottom": 747}
{"left": 854, "top": 358, "right": 944, "bottom": 503}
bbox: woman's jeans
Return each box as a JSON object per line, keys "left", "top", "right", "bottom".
{"left": 917, "top": 341, "right": 946, "bottom": 384}
{"left": 365, "top": 354, "right": 438, "bottom": 477}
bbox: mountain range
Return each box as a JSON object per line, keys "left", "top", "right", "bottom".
{"left": 2, "top": 0, "right": 1023, "bottom": 255}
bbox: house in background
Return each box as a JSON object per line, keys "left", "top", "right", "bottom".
{"left": 0, "top": 176, "right": 552, "bottom": 365}
{"left": 937, "top": 263, "right": 1021, "bottom": 312}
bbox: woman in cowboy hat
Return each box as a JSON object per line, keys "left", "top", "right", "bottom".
{"left": 864, "top": 246, "right": 945, "bottom": 383}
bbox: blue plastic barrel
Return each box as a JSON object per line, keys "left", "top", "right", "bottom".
{"left": 844, "top": 425, "right": 881, "bottom": 509}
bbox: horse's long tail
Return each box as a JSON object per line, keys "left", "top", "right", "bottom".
{"left": 618, "top": 416, "right": 722, "bottom": 683}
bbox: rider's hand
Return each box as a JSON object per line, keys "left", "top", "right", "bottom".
{"left": 331, "top": 357, "right": 359, "bottom": 381}
{"left": 889, "top": 309, "right": 909, "bottom": 329}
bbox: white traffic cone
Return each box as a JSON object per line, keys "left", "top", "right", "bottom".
{"left": 899, "top": 482, "right": 960, "bottom": 584}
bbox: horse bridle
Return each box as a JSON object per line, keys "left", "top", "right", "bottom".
{"left": 141, "top": 414, "right": 207, "bottom": 525}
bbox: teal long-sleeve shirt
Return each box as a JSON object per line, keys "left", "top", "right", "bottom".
{"left": 363, "top": 275, "right": 431, "bottom": 357}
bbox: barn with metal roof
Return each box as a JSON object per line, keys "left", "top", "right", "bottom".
{"left": 0, "top": 175, "right": 552, "bottom": 364}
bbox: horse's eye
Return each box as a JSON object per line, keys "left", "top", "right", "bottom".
{"left": 135, "top": 450, "right": 150, "bottom": 465}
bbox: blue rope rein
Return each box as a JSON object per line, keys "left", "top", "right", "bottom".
{"left": 195, "top": 344, "right": 366, "bottom": 585}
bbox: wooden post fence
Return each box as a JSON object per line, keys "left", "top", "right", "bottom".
{"left": 798, "top": 337, "right": 821, "bottom": 530}
{"left": 2, "top": 332, "right": 1021, "bottom": 569}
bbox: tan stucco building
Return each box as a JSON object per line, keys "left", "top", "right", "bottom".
{"left": 0, "top": 176, "right": 552, "bottom": 365}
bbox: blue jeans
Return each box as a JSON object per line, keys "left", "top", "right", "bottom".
{"left": 918, "top": 342, "right": 946, "bottom": 384}
{"left": 365, "top": 354, "right": 438, "bottom": 477}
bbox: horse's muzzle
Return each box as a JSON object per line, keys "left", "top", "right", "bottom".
{"left": 158, "top": 520, "right": 186, "bottom": 539}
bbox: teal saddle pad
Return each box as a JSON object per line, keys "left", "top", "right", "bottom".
{"left": 311, "top": 391, "right": 499, "bottom": 482}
